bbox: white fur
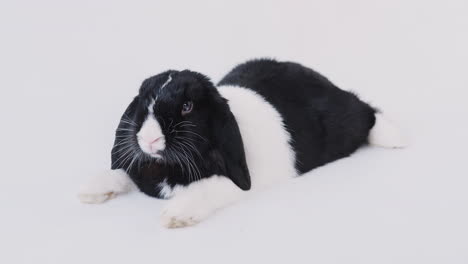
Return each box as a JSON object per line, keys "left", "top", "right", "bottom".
{"left": 138, "top": 75, "right": 173, "bottom": 156}
{"left": 155, "top": 74, "right": 172, "bottom": 101}
{"left": 160, "top": 74, "right": 172, "bottom": 90}
{"left": 160, "top": 175, "right": 245, "bottom": 228}
{"left": 148, "top": 99, "right": 155, "bottom": 114}
{"left": 218, "top": 85, "right": 298, "bottom": 188}
{"left": 369, "top": 113, "right": 408, "bottom": 148}
{"left": 158, "top": 179, "right": 175, "bottom": 199}
{"left": 78, "top": 169, "right": 135, "bottom": 204}
{"left": 137, "top": 114, "right": 165, "bottom": 157}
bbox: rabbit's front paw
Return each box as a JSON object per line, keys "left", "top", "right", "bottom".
{"left": 160, "top": 199, "right": 211, "bottom": 228}
{"left": 78, "top": 190, "right": 116, "bottom": 204}
{"left": 78, "top": 169, "right": 134, "bottom": 204}
{"left": 78, "top": 179, "right": 117, "bottom": 204}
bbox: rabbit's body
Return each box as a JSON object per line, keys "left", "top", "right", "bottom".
{"left": 219, "top": 59, "right": 376, "bottom": 175}
{"left": 78, "top": 59, "right": 406, "bottom": 228}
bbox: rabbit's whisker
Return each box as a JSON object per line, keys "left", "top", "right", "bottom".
{"left": 173, "top": 130, "right": 207, "bottom": 142}
{"left": 112, "top": 146, "right": 137, "bottom": 168}
{"left": 116, "top": 128, "right": 135, "bottom": 132}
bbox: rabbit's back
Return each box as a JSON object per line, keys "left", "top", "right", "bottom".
{"left": 218, "top": 58, "right": 376, "bottom": 174}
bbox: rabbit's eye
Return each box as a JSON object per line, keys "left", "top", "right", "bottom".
{"left": 181, "top": 101, "right": 193, "bottom": 115}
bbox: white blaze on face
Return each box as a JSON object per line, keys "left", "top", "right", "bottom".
{"left": 155, "top": 74, "right": 173, "bottom": 101}
{"left": 160, "top": 74, "right": 173, "bottom": 90}
{"left": 137, "top": 105, "right": 166, "bottom": 157}
{"left": 137, "top": 74, "right": 173, "bottom": 158}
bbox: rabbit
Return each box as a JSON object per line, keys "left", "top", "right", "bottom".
{"left": 78, "top": 58, "right": 406, "bottom": 228}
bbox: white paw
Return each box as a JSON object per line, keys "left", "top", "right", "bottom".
{"left": 78, "top": 169, "right": 135, "bottom": 204}
{"left": 78, "top": 191, "right": 116, "bottom": 204}
{"left": 160, "top": 199, "right": 211, "bottom": 228}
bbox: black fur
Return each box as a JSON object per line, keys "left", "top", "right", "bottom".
{"left": 111, "top": 70, "right": 250, "bottom": 198}
{"left": 111, "top": 59, "right": 376, "bottom": 198}
{"left": 218, "top": 59, "right": 376, "bottom": 173}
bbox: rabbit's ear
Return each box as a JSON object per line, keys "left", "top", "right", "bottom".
{"left": 212, "top": 105, "right": 251, "bottom": 190}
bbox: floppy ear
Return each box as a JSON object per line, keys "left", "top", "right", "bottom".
{"left": 213, "top": 106, "right": 251, "bottom": 190}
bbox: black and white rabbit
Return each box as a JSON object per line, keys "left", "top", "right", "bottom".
{"left": 78, "top": 59, "right": 406, "bottom": 228}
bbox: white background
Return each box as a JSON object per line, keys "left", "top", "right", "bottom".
{"left": 1, "top": 0, "right": 467, "bottom": 263}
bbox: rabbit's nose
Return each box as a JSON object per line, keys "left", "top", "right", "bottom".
{"left": 150, "top": 137, "right": 162, "bottom": 144}
{"left": 149, "top": 137, "right": 164, "bottom": 152}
